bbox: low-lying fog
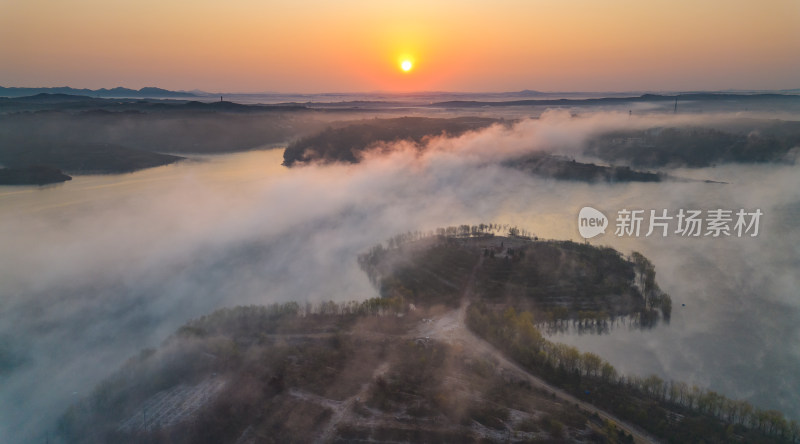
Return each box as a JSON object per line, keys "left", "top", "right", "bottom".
{"left": 1, "top": 111, "right": 798, "bottom": 442}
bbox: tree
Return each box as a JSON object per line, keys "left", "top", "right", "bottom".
{"left": 601, "top": 362, "right": 618, "bottom": 383}
{"left": 581, "top": 352, "right": 603, "bottom": 377}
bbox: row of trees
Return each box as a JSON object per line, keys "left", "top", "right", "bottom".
{"left": 435, "top": 223, "right": 534, "bottom": 239}
{"left": 631, "top": 251, "right": 672, "bottom": 319}
{"left": 186, "top": 298, "right": 407, "bottom": 330}
{"left": 374, "top": 223, "right": 534, "bottom": 254}
{"left": 359, "top": 223, "right": 520, "bottom": 287}
{"left": 303, "top": 297, "right": 405, "bottom": 316}
{"left": 470, "top": 306, "right": 619, "bottom": 381}
{"left": 467, "top": 304, "right": 799, "bottom": 442}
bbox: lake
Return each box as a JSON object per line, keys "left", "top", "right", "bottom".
{"left": 1, "top": 147, "right": 798, "bottom": 441}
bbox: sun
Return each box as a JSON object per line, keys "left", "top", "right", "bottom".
{"left": 401, "top": 60, "right": 413, "bottom": 72}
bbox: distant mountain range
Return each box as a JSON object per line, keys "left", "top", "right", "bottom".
{"left": 429, "top": 92, "right": 800, "bottom": 108}
{"left": 2, "top": 86, "right": 797, "bottom": 102}
{"left": 0, "top": 86, "right": 196, "bottom": 98}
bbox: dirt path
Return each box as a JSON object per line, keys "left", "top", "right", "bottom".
{"left": 313, "top": 361, "right": 390, "bottom": 444}
{"left": 414, "top": 254, "right": 659, "bottom": 444}
{"left": 276, "top": 252, "right": 657, "bottom": 443}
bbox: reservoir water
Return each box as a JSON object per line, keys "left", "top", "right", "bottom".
{"left": 1, "top": 147, "right": 798, "bottom": 441}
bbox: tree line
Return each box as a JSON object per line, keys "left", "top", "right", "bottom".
{"left": 358, "top": 223, "right": 535, "bottom": 285}
{"left": 467, "top": 303, "right": 799, "bottom": 442}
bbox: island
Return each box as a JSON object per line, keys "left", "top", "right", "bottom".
{"left": 283, "top": 117, "right": 668, "bottom": 183}
{"left": 282, "top": 116, "right": 502, "bottom": 166}
{"left": 0, "top": 165, "right": 72, "bottom": 185}
{"left": 57, "top": 226, "right": 795, "bottom": 443}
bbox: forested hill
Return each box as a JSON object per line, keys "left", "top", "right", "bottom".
{"left": 282, "top": 116, "right": 502, "bottom": 166}
{"left": 282, "top": 116, "right": 666, "bottom": 182}
{"left": 0, "top": 97, "right": 325, "bottom": 175}
{"left": 0, "top": 86, "right": 197, "bottom": 98}
{"left": 586, "top": 122, "right": 800, "bottom": 167}
{"left": 58, "top": 229, "right": 797, "bottom": 443}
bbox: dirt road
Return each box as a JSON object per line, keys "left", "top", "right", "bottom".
{"left": 313, "top": 362, "right": 390, "bottom": 444}
{"left": 414, "top": 255, "right": 659, "bottom": 444}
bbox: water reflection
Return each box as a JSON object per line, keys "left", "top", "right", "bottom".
{"left": 480, "top": 160, "right": 800, "bottom": 419}
{"left": 0, "top": 149, "right": 289, "bottom": 216}
{"left": 537, "top": 311, "right": 667, "bottom": 336}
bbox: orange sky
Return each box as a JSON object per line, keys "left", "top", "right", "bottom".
{"left": 1, "top": 0, "right": 799, "bottom": 92}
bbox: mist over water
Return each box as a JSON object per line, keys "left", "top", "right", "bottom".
{"left": 507, "top": 165, "right": 800, "bottom": 420}
{"left": 1, "top": 112, "right": 799, "bottom": 442}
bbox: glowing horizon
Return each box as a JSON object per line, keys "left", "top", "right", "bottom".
{"left": 1, "top": 0, "right": 799, "bottom": 93}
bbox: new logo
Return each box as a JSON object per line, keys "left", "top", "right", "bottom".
{"left": 578, "top": 207, "right": 608, "bottom": 239}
